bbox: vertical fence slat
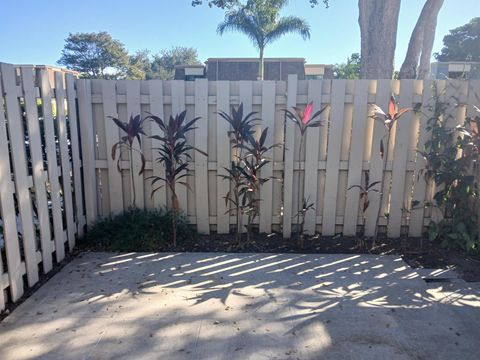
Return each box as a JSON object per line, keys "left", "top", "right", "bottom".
{"left": 65, "top": 74, "right": 85, "bottom": 236}
{"left": 125, "top": 80, "right": 144, "bottom": 209}
{"left": 21, "top": 67, "right": 53, "bottom": 272}
{"left": 282, "top": 75, "right": 297, "bottom": 238}
{"left": 259, "top": 81, "right": 275, "bottom": 233}
{"left": 239, "top": 81, "right": 253, "bottom": 233}
{"left": 216, "top": 81, "right": 230, "bottom": 233}
{"left": 344, "top": 80, "right": 370, "bottom": 236}
{"left": 409, "top": 80, "right": 432, "bottom": 236}
{"left": 171, "top": 81, "right": 187, "bottom": 211}
{"left": 194, "top": 79, "right": 210, "bottom": 234}
{"left": 303, "top": 80, "right": 322, "bottom": 235}
{"left": 39, "top": 69, "right": 65, "bottom": 261}
{"left": 388, "top": 80, "right": 415, "bottom": 238}
{"left": 149, "top": 80, "right": 167, "bottom": 208}
{"left": 0, "top": 65, "right": 24, "bottom": 301}
{"left": 364, "top": 80, "right": 391, "bottom": 236}
{"left": 77, "top": 79, "right": 97, "bottom": 226}
{"left": 102, "top": 80, "right": 124, "bottom": 214}
{"left": 322, "top": 80, "right": 346, "bottom": 235}
{"left": 1, "top": 63, "right": 39, "bottom": 285}
{"left": 54, "top": 72, "right": 76, "bottom": 250}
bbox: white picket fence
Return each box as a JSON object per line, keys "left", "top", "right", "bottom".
{"left": 0, "top": 64, "right": 85, "bottom": 310}
{"left": 0, "top": 61, "right": 479, "bottom": 311}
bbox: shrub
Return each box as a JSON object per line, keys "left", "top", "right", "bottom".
{"left": 79, "top": 208, "right": 191, "bottom": 252}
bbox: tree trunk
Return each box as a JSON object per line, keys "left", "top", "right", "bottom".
{"left": 398, "top": 0, "right": 444, "bottom": 79}
{"left": 418, "top": 0, "right": 443, "bottom": 79}
{"left": 258, "top": 47, "right": 264, "bottom": 80}
{"left": 358, "top": 0, "right": 401, "bottom": 79}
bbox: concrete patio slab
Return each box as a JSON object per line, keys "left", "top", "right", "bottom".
{"left": 0, "top": 252, "right": 479, "bottom": 360}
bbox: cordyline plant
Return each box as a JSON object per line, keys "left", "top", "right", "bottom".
{"left": 111, "top": 114, "right": 146, "bottom": 208}
{"left": 284, "top": 101, "right": 328, "bottom": 246}
{"left": 147, "top": 110, "right": 206, "bottom": 247}
{"left": 347, "top": 171, "right": 380, "bottom": 249}
{"left": 369, "top": 96, "right": 412, "bottom": 246}
{"left": 217, "top": 104, "right": 257, "bottom": 243}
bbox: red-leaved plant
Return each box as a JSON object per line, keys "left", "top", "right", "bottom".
{"left": 284, "top": 101, "right": 328, "bottom": 246}
{"left": 111, "top": 114, "right": 146, "bottom": 208}
{"left": 369, "top": 96, "right": 411, "bottom": 244}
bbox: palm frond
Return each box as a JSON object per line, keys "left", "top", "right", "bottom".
{"left": 265, "top": 16, "right": 311, "bottom": 45}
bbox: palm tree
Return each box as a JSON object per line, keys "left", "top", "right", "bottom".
{"left": 217, "top": 0, "right": 311, "bottom": 80}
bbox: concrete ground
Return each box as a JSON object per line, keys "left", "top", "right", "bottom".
{"left": 0, "top": 252, "right": 479, "bottom": 360}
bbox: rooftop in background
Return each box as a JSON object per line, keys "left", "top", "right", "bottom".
{"left": 174, "top": 58, "right": 333, "bottom": 81}
{"left": 431, "top": 61, "right": 480, "bottom": 80}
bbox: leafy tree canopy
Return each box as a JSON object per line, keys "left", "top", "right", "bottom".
{"left": 333, "top": 53, "right": 361, "bottom": 79}
{"left": 150, "top": 47, "right": 201, "bottom": 80}
{"left": 435, "top": 17, "right": 480, "bottom": 62}
{"left": 191, "top": 0, "right": 329, "bottom": 8}
{"left": 58, "top": 32, "right": 130, "bottom": 79}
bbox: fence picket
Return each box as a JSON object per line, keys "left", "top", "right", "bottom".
{"left": 20, "top": 67, "right": 53, "bottom": 272}
{"left": 102, "top": 80, "right": 124, "bottom": 214}
{"left": 322, "top": 80, "right": 346, "bottom": 235}
{"left": 54, "top": 72, "right": 76, "bottom": 250}
{"left": 39, "top": 69, "right": 66, "bottom": 261}
{"left": 171, "top": 81, "right": 187, "bottom": 211}
{"left": 344, "top": 80, "right": 370, "bottom": 236}
{"left": 149, "top": 80, "right": 167, "bottom": 208}
{"left": 125, "top": 80, "right": 144, "bottom": 209}
{"left": 77, "top": 79, "right": 97, "bottom": 225}
{"left": 282, "top": 75, "right": 297, "bottom": 238}
{"left": 259, "top": 81, "right": 275, "bottom": 233}
{"left": 65, "top": 74, "right": 85, "bottom": 236}
{"left": 303, "top": 80, "right": 323, "bottom": 235}
{"left": 216, "top": 81, "right": 231, "bottom": 233}
{"left": 194, "top": 79, "right": 210, "bottom": 234}
{"left": 1, "top": 63, "right": 39, "bottom": 285}
{"left": 0, "top": 67, "right": 24, "bottom": 301}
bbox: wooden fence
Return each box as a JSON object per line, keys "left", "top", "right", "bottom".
{"left": 86, "top": 76, "right": 479, "bottom": 238}
{"left": 0, "top": 60, "right": 479, "bottom": 311}
{"left": 0, "top": 63, "right": 84, "bottom": 310}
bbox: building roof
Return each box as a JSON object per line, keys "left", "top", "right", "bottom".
{"left": 206, "top": 57, "right": 306, "bottom": 63}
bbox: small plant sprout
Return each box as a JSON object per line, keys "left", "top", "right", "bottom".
{"left": 147, "top": 110, "right": 206, "bottom": 247}
{"left": 369, "top": 95, "right": 411, "bottom": 246}
{"left": 110, "top": 114, "right": 146, "bottom": 208}
{"left": 284, "top": 101, "right": 328, "bottom": 246}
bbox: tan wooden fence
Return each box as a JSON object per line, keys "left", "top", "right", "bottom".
{"left": 0, "top": 63, "right": 84, "bottom": 310}
{"left": 0, "top": 60, "right": 479, "bottom": 311}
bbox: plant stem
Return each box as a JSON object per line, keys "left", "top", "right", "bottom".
{"left": 373, "top": 130, "right": 391, "bottom": 248}
{"left": 130, "top": 147, "right": 136, "bottom": 208}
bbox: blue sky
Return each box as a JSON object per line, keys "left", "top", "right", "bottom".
{"left": 0, "top": 0, "right": 478, "bottom": 68}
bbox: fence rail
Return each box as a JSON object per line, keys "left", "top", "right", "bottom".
{"left": 0, "top": 61, "right": 479, "bottom": 311}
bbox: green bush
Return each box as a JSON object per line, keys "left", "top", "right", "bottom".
{"left": 79, "top": 208, "right": 192, "bottom": 252}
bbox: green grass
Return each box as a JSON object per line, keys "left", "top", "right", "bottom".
{"left": 78, "top": 208, "right": 192, "bottom": 252}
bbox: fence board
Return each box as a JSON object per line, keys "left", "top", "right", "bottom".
{"left": 171, "top": 81, "right": 187, "bottom": 211}
{"left": 149, "top": 80, "right": 167, "bottom": 208}
{"left": 282, "top": 75, "right": 297, "bottom": 238}
{"left": 216, "top": 81, "right": 231, "bottom": 233}
{"left": 322, "top": 80, "right": 346, "bottom": 235}
{"left": 39, "top": 69, "right": 66, "bottom": 261}
{"left": 125, "top": 80, "right": 144, "bottom": 209}
{"left": 303, "top": 80, "right": 323, "bottom": 235}
{"left": 364, "top": 80, "right": 392, "bottom": 236}
{"left": 1, "top": 63, "right": 39, "bottom": 285}
{"left": 409, "top": 81, "right": 432, "bottom": 237}
{"left": 0, "top": 67, "right": 24, "bottom": 301}
{"left": 388, "top": 80, "right": 415, "bottom": 237}
{"left": 194, "top": 79, "right": 210, "bottom": 234}
{"left": 77, "top": 79, "right": 97, "bottom": 225}
{"left": 102, "top": 80, "right": 124, "bottom": 214}
{"left": 65, "top": 74, "right": 85, "bottom": 236}
{"left": 54, "top": 72, "right": 76, "bottom": 250}
{"left": 21, "top": 67, "right": 53, "bottom": 272}
{"left": 259, "top": 81, "right": 275, "bottom": 233}
{"left": 344, "top": 80, "right": 370, "bottom": 236}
